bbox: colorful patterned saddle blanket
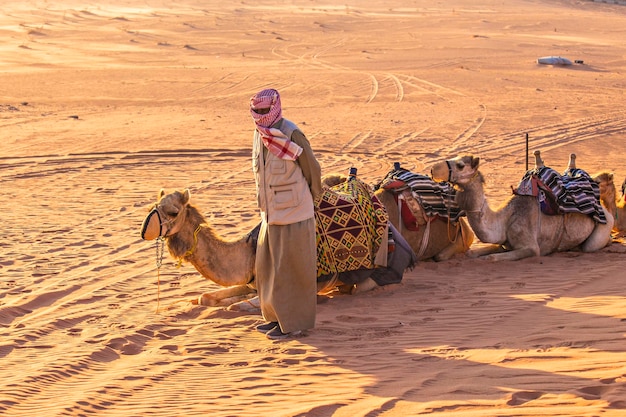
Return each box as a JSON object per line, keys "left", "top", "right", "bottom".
{"left": 515, "top": 167, "right": 607, "bottom": 224}
{"left": 375, "top": 168, "right": 465, "bottom": 231}
{"left": 315, "top": 177, "right": 389, "bottom": 277}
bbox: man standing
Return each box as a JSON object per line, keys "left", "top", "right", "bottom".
{"left": 249, "top": 88, "right": 322, "bottom": 340}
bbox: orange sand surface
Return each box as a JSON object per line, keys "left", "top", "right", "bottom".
{"left": 2, "top": 1, "right": 626, "bottom": 416}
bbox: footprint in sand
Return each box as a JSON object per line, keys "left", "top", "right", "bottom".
{"left": 106, "top": 336, "right": 143, "bottom": 355}
{"left": 335, "top": 315, "right": 375, "bottom": 323}
{"left": 609, "top": 400, "right": 626, "bottom": 409}
{"left": 507, "top": 390, "right": 543, "bottom": 406}
{"left": 66, "top": 327, "right": 82, "bottom": 337}
{"left": 576, "top": 384, "right": 611, "bottom": 400}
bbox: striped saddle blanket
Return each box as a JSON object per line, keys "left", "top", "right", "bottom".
{"left": 376, "top": 168, "right": 465, "bottom": 224}
{"left": 515, "top": 167, "right": 607, "bottom": 224}
{"left": 315, "top": 177, "right": 388, "bottom": 277}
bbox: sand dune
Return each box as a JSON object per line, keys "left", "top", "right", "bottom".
{"left": 2, "top": 1, "right": 626, "bottom": 416}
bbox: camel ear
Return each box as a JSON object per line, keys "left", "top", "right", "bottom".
{"left": 158, "top": 189, "right": 166, "bottom": 199}
{"left": 182, "top": 189, "right": 191, "bottom": 205}
{"left": 471, "top": 156, "right": 480, "bottom": 169}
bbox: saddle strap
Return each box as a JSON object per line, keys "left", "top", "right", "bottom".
{"left": 533, "top": 176, "right": 561, "bottom": 215}
{"left": 416, "top": 219, "right": 431, "bottom": 259}
{"left": 401, "top": 189, "right": 430, "bottom": 226}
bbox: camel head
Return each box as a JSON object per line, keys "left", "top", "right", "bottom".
{"left": 141, "top": 189, "right": 191, "bottom": 240}
{"left": 321, "top": 173, "right": 348, "bottom": 188}
{"left": 592, "top": 171, "right": 616, "bottom": 213}
{"left": 430, "top": 155, "right": 480, "bottom": 186}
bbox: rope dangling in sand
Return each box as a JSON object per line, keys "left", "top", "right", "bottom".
{"left": 155, "top": 236, "right": 198, "bottom": 312}
{"left": 155, "top": 237, "right": 165, "bottom": 313}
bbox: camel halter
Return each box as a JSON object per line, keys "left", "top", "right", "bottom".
{"left": 443, "top": 159, "right": 484, "bottom": 218}
{"left": 426, "top": 161, "right": 476, "bottom": 247}
{"left": 141, "top": 204, "right": 177, "bottom": 240}
{"left": 147, "top": 203, "right": 204, "bottom": 263}
{"left": 466, "top": 196, "right": 487, "bottom": 219}
{"left": 445, "top": 159, "right": 479, "bottom": 183}
{"left": 155, "top": 206, "right": 177, "bottom": 237}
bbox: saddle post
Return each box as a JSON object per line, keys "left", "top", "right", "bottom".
{"left": 568, "top": 153, "right": 576, "bottom": 170}
{"left": 533, "top": 150, "right": 544, "bottom": 169}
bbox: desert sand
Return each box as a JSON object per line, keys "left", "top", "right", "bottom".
{"left": 2, "top": 0, "right": 626, "bottom": 416}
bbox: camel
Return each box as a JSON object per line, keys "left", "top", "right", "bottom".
{"left": 593, "top": 171, "right": 626, "bottom": 235}
{"left": 141, "top": 186, "right": 415, "bottom": 308}
{"left": 321, "top": 172, "right": 474, "bottom": 261}
{"left": 142, "top": 189, "right": 257, "bottom": 307}
{"left": 430, "top": 151, "right": 614, "bottom": 261}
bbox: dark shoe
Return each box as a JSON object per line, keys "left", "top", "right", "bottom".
{"left": 255, "top": 321, "right": 278, "bottom": 333}
{"left": 266, "top": 327, "right": 302, "bottom": 340}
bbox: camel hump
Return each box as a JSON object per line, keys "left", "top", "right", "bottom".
{"left": 533, "top": 150, "right": 544, "bottom": 169}
{"left": 568, "top": 153, "right": 576, "bottom": 170}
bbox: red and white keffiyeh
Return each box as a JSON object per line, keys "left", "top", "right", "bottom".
{"left": 250, "top": 89, "right": 303, "bottom": 161}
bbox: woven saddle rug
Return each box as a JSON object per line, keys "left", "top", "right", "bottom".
{"left": 515, "top": 167, "right": 607, "bottom": 224}
{"left": 314, "top": 177, "right": 389, "bottom": 277}
{"left": 376, "top": 168, "right": 465, "bottom": 225}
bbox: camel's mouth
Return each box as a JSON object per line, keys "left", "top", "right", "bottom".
{"left": 141, "top": 208, "right": 162, "bottom": 240}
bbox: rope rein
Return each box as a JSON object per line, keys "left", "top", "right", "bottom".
{"left": 445, "top": 190, "right": 460, "bottom": 244}
{"left": 155, "top": 226, "right": 204, "bottom": 313}
{"left": 465, "top": 197, "right": 487, "bottom": 218}
{"left": 155, "top": 237, "right": 165, "bottom": 313}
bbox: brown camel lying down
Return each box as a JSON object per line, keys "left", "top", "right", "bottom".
{"left": 141, "top": 181, "right": 416, "bottom": 308}
{"left": 430, "top": 152, "right": 613, "bottom": 261}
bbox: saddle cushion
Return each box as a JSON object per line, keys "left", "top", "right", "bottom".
{"left": 315, "top": 178, "right": 388, "bottom": 277}
{"left": 381, "top": 179, "right": 409, "bottom": 191}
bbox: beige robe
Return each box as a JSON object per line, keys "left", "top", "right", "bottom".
{"left": 255, "top": 124, "right": 322, "bottom": 333}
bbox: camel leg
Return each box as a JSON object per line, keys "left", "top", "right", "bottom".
{"left": 469, "top": 244, "right": 539, "bottom": 261}
{"left": 193, "top": 285, "right": 256, "bottom": 307}
{"left": 433, "top": 224, "right": 462, "bottom": 261}
{"left": 336, "top": 277, "right": 380, "bottom": 295}
{"left": 227, "top": 296, "right": 261, "bottom": 312}
{"left": 467, "top": 244, "right": 506, "bottom": 258}
{"left": 433, "top": 220, "right": 473, "bottom": 261}
{"left": 481, "top": 248, "right": 540, "bottom": 261}
{"left": 434, "top": 237, "right": 467, "bottom": 261}
{"left": 581, "top": 208, "right": 614, "bottom": 252}
{"left": 351, "top": 277, "right": 379, "bottom": 294}
{"left": 337, "top": 278, "right": 378, "bottom": 295}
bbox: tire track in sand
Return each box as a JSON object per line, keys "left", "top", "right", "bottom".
{"left": 444, "top": 110, "right": 626, "bottom": 163}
